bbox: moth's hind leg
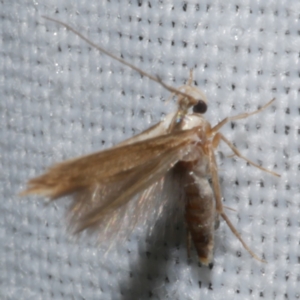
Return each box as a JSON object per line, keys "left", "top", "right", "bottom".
{"left": 213, "top": 132, "right": 279, "bottom": 177}
{"left": 208, "top": 143, "right": 266, "bottom": 263}
{"left": 219, "top": 211, "right": 265, "bottom": 262}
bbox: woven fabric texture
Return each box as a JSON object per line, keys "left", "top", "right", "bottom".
{"left": 1, "top": 1, "right": 299, "bottom": 299}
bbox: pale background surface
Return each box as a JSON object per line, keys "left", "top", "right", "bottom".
{"left": 1, "top": 1, "right": 299, "bottom": 299}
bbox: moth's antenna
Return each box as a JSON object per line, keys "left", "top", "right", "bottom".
{"left": 42, "top": 16, "right": 194, "bottom": 101}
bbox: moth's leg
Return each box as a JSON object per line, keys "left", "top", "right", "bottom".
{"left": 224, "top": 205, "right": 237, "bottom": 212}
{"left": 207, "top": 144, "right": 265, "bottom": 263}
{"left": 210, "top": 98, "right": 275, "bottom": 134}
{"left": 218, "top": 133, "right": 280, "bottom": 177}
{"left": 212, "top": 132, "right": 279, "bottom": 177}
{"left": 218, "top": 212, "right": 265, "bottom": 263}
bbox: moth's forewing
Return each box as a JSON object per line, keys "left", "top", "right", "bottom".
{"left": 71, "top": 145, "right": 190, "bottom": 233}
{"left": 21, "top": 127, "right": 198, "bottom": 199}
{"left": 21, "top": 125, "right": 201, "bottom": 240}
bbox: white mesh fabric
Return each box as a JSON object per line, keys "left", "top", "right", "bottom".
{"left": 1, "top": 1, "right": 299, "bottom": 299}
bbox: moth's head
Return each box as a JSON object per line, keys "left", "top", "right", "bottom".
{"left": 178, "top": 85, "right": 208, "bottom": 114}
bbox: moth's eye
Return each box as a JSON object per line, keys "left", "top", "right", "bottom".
{"left": 193, "top": 100, "right": 207, "bottom": 114}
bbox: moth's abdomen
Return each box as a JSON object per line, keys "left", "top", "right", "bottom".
{"left": 184, "top": 171, "right": 216, "bottom": 265}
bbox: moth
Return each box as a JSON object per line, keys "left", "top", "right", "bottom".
{"left": 20, "top": 16, "right": 279, "bottom": 265}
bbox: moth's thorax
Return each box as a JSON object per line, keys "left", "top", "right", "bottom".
{"left": 176, "top": 114, "right": 211, "bottom": 176}
{"left": 181, "top": 113, "right": 212, "bottom": 143}
{"left": 180, "top": 113, "right": 210, "bottom": 131}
